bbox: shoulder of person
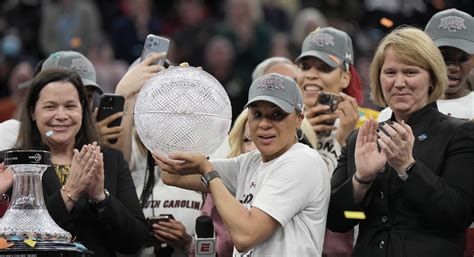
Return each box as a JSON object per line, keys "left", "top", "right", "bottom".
{"left": 100, "top": 146, "right": 126, "bottom": 161}
{"left": 439, "top": 112, "right": 472, "bottom": 127}
{"left": 280, "top": 144, "right": 326, "bottom": 167}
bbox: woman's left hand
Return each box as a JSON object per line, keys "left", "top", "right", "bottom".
{"left": 152, "top": 219, "right": 193, "bottom": 252}
{"left": 335, "top": 93, "right": 359, "bottom": 147}
{"left": 377, "top": 121, "right": 415, "bottom": 174}
{"left": 87, "top": 145, "right": 106, "bottom": 201}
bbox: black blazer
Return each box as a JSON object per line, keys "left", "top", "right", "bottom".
{"left": 327, "top": 103, "right": 474, "bottom": 257}
{"left": 41, "top": 147, "right": 149, "bottom": 257}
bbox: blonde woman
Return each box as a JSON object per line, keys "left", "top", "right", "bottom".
{"left": 328, "top": 27, "right": 473, "bottom": 257}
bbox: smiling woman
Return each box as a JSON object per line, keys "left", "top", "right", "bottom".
{"left": 32, "top": 81, "right": 84, "bottom": 149}
{"left": 154, "top": 73, "right": 330, "bottom": 256}
{"left": 5, "top": 68, "right": 150, "bottom": 257}
{"left": 328, "top": 27, "right": 474, "bottom": 257}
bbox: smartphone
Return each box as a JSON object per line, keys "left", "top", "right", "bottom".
{"left": 96, "top": 94, "right": 125, "bottom": 144}
{"left": 316, "top": 91, "right": 342, "bottom": 137}
{"left": 140, "top": 34, "right": 170, "bottom": 66}
{"left": 148, "top": 214, "right": 175, "bottom": 226}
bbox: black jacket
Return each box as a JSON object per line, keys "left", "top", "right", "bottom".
{"left": 328, "top": 102, "right": 474, "bottom": 257}
{"left": 41, "top": 147, "right": 149, "bottom": 257}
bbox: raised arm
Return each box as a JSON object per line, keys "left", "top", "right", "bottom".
{"left": 112, "top": 53, "right": 166, "bottom": 164}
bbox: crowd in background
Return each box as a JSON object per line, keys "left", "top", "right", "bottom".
{"left": 0, "top": 0, "right": 472, "bottom": 120}
{"left": 0, "top": 1, "right": 473, "bottom": 257}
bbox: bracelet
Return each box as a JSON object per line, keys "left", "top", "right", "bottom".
{"left": 353, "top": 173, "right": 375, "bottom": 184}
{"left": 61, "top": 185, "right": 79, "bottom": 203}
{"left": 89, "top": 189, "right": 110, "bottom": 214}
{"left": 405, "top": 161, "right": 416, "bottom": 173}
{"left": 398, "top": 161, "right": 416, "bottom": 181}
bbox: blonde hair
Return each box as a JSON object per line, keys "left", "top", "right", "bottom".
{"left": 301, "top": 118, "right": 318, "bottom": 148}
{"left": 227, "top": 108, "right": 250, "bottom": 158}
{"left": 369, "top": 26, "right": 447, "bottom": 107}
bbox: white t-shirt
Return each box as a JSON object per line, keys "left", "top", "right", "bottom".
{"left": 378, "top": 92, "right": 474, "bottom": 121}
{"left": 211, "top": 143, "right": 330, "bottom": 257}
{"left": 0, "top": 119, "right": 20, "bottom": 150}
{"left": 130, "top": 137, "right": 205, "bottom": 257}
{"left": 315, "top": 118, "right": 341, "bottom": 175}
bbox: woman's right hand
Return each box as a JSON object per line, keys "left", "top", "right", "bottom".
{"left": 153, "top": 152, "right": 212, "bottom": 176}
{"left": 354, "top": 119, "right": 387, "bottom": 180}
{"left": 115, "top": 53, "right": 166, "bottom": 98}
{"left": 305, "top": 104, "right": 338, "bottom": 135}
{"left": 91, "top": 108, "right": 123, "bottom": 145}
{"left": 0, "top": 163, "right": 13, "bottom": 194}
{"left": 152, "top": 219, "right": 193, "bottom": 252}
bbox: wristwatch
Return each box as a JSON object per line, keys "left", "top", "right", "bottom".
{"left": 89, "top": 189, "right": 110, "bottom": 213}
{"left": 201, "top": 170, "right": 220, "bottom": 189}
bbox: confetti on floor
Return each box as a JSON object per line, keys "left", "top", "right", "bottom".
{"left": 0, "top": 237, "right": 14, "bottom": 249}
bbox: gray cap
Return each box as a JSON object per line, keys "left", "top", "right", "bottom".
{"left": 424, "top": 8, "right": 474, "bottom": 54}
{"left": 244, "top": 73, "right": 303, "bottom": 113}
{"left": 19, "top": 51, "right": 103, "bottom": 94}
{"left": 295, "top": 27, "right": 354, "bottom": 67}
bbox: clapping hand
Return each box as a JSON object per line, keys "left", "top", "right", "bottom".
{"left": 355, "top": 119, "right": 387, "bottom": 180}
{"left": 64, "top": 142, "right": 100, "bottom": 200}
{"left": 376, "top": 120, "right": 415, "bottom": 175}
{"left": 86, "top": 145, "right": 106, "bottom": 202}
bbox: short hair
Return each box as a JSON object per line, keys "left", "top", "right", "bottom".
{"left": 370, "top": 26, "right": 447, "bottom": 107}
{"left": 251, "top": 57, "right": 295, "bottom": 81}
{"left": 16, "top": 68, "right": 100, "bottom": 150}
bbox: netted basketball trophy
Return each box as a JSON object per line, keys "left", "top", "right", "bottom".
{"left": 134, "top": 66, "right": 232, "bottom": 156}
{"left": 0, "top": 150, "right": 72, "bottom": 241}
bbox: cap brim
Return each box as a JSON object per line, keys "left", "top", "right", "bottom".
{"left": 244, "top": 95, "right": 294, "bottom": 113}
{"left": 82, "top": 79, "right": 104, "bottom": 95}
{"left": 434, "top": 38, "right": 474, "bottom": 54}
{"left": 295, "top": 50, "right": 341, "bottom": 67}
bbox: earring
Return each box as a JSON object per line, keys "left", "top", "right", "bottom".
{"left": 296, "top": 128, "right": 304, "bottom": 141}
{"left": 244, "top": 128, "right": 251, "bottom": 140}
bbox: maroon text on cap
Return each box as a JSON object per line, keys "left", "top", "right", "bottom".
{"left": 438, "top": 16, "right": 467, "bottom": 32}
{"left": 310, "top": 33, "right": 335, "bottom": 47}
{"left": 257, "top": 76, "right": 286, "bottom": 91}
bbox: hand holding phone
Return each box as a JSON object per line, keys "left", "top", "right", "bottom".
{"left": 148, "top": 214, "right": 175, "bottom": 226}
{"left": 96, "top": 94, "right": 125, "bottom": 144}
{"left": 315, "top": 91, "right": 342, "bottom": 137}
{"left": 141, "top": 34, "right": 170, "bottom": 66}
